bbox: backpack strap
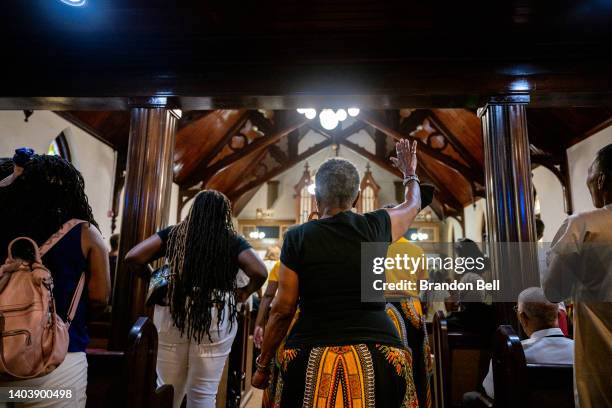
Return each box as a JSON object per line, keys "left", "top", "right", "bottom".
{"left": 66, "top": 272, "right": 86, "bottom": 327}
{"left": 39, "top": 219, "right": 87, "bottom": 257}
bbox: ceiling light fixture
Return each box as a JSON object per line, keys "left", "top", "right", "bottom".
{"left": 59, "top": 0, "right": 87, "bottom": 6}
{"left": 296, "top": 107, "right": 359, "bottom": 130}
{"left": 319, "top": 109, "right": 339, "bottom": 130}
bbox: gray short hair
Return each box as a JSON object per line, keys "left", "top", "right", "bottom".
{"left": 518, "top": 287, "right": 559, "bottom": 326}
{"left": 315, "top": 158, "right": 360, "bottom": 207}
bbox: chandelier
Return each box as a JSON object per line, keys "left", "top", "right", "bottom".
{"left": 296, "top": 108, "right": 360, "bottom": 130}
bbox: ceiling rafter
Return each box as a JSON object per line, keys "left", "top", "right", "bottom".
{"left": 183, "top": 111, "right": 251, "bottom": 187}
{"left": 228, "top": 138, "right": 333, "bottom": 202}
{"left": 177, "top": 110, "right": 213, "bottom": 130}
{"left": 199, "top": 115, "right": 309, "bottom": 185}
{"left": 359, "top": 111, "right": 482, "bottom": 183}
{"left": 426, "top": 110, "right": 483, "bottom": 181}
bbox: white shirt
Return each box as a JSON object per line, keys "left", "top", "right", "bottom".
{"left": 543, "top": 204, "right": 612, "bottom": 408}
{"left": 482, "top": 328, "right": 574, "bottom": 398}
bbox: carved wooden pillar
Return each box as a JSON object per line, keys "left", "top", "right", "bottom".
{"left": 479, "top": 95, "right": 539, "bottom": 325}
{"left": 109, "top": 98, "right": 178, "bottom": 350}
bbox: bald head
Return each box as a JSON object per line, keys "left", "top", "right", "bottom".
{"left": 517, "top": 287, "right": 559, "bottom": 336}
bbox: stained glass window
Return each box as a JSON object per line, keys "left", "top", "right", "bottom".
{"left": 47, "top": 132, "right": 72, "bottom": 162}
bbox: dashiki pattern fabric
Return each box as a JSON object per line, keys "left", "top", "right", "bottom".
{"left": 396, "top": 297, "right": 433, "bottom": 408}
{"left": 302, "top": 345, "right": 375, "bottom": 408}
{"left": 278, "top": 344, "right": 418, "bottom": 408}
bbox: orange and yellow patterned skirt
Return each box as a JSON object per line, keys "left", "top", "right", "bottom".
{"left": 276, "top": 343, "right": 418, "bottom": 408}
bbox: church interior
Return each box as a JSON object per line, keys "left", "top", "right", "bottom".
{"left": 0, "top": 1, "right": 611, "bottom": 408}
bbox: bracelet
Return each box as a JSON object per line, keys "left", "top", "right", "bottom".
{"left": 402, "top": 174, "right": 420, "bottom": 186}
{"left": 255, "top": 355, "right": 272, "bottom": 372}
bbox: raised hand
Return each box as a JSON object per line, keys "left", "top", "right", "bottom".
{"left": 390, "top": 139, "right": 418, "bottom": 177}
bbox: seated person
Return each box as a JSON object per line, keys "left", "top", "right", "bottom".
{"left": 472, "top": 287, "right": 574, "bottom": 403}
{"left": 446, "top": 239, "right": 496, "bottom": 334}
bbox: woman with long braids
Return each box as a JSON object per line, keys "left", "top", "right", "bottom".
{"left": 0, "top": 149, "right": 110, "bottom": 408}
{"left": 125, "top": 190, "right": 267, "bottom": 408}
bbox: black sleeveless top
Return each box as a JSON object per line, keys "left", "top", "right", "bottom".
{"left": 42, "top": 224, "right": 89, "bottom": 353}
{"left": 281, "top": 210, "right": 403, "bottom": 348}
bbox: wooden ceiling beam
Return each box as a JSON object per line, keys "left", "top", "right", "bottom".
{"left": 223, "top": 149, "right": 270, "bottom": 195}
{"left": 54, "top": 112, "right": 118, "bottom": 150}
{"left": 182, "top": 111, "right": 251, "bottom": 187}
{"left": 178, "top": 110, "right": 213, "bottom": 130}
{"left": 426, "top": 110, "right": 484, "bottom": 181}
{"left": 228, "top": 139, "right": 332, "bottom": 202}
{"left": 199, "top": 115, "right": 309, "bottom": 185}
{"left": 399, "top": 109, "right": 430, "bottom": 134}
{"left": 359, "top": 111, "right": 482, "bottom": 183}
{"left": 416, "top": 154, "right": 465, "bottom": 213}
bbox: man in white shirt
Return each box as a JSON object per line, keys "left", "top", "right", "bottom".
{"left": 481, "top": 287, "right": 574, "bottom": 399}
{"left": 542, "top": 143, "right": 612, "bottom": 408}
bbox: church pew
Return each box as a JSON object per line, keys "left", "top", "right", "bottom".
{"left": 219, "top": 303, "right": 254, "bottom": 408}
{"left": 491, "top": 325, "right": 574, "bottom": 408}
{"left": 86, "top": 316, "right": 173, "bottom": 408}
{"left": 432, "top": 311, "right": 492, "bottom": 408}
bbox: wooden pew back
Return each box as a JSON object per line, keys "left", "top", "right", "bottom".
{"left": 492, "top": 325, "right": 574, "bottom": 408}
{"left": 432, "top": 311, "right": 492, "bottom": 408}
{"left": 87, "top": 317, "right": 173, "bottom": 408}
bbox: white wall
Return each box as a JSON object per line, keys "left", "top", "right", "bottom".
{"left": 463, "top": 198, "right": 486, "bottom": 242}
{"left": 567, "top": 125, "right": 612, "bottom": 214}
{"left": 443, "top": 217, "right": 464, "bottom": 242}
{"left": 532, "top": 166, "right": 566, "bottom": 242}
{"left": 239, "top": 128, "right": 401, "bottom": 220}
{"left": 0, "top": 111, "right": 116, "bottom": 242}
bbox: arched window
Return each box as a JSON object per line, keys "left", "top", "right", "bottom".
{"left": 362, "top": 186, "right": 375, "bottom": 213}
{"left": 294, "top": 163, "right": 316, "bottom": 224}
{"left": 357, "top": 164, "right": 380, "bottom": 214}
{"left": 47, "top": 131, "right": 72, "bottom": 162}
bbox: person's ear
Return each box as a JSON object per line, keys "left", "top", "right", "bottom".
{"left": 352, "top": 191, "right": 360, "bottom": 208}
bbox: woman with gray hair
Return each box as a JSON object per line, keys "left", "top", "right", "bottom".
{"left": 252, "top": 139, "right": 423, "bottom": 407}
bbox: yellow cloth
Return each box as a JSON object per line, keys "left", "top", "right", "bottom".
{"left": 268, "top": 260, "right": 280, "bottom": 282}
{"left": 385, "top": 237, "right": 427, "bottom": 297}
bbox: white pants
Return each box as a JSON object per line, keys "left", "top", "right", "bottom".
{"left": 0, "top": 352, "right": 87, "bottom": 408}
{"left": 154, "top": 305, "right": 237, "bottom": 408}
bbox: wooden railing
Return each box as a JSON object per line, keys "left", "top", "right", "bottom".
{"left": 432, "top": 311, "right": 492, "bottom": 408}
{"left": 86, "top": 317, "right": 173, "bottom": 408}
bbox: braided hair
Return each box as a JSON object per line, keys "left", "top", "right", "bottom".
{"left": 166, "top": 190, "right": 239, "bottom": 342}
{"left": 0, "top": 153, "right": 97, "bottom": 259}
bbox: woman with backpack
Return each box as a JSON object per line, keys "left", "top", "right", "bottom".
{"left": 125, "top": 190, "right": 267, "bottom": 408}
{"left": 0, "top": 149, "right": 110, "bottom": 407}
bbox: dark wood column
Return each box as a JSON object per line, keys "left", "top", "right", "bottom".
{"left": 109, "top": 98, "right": 178, "bottom": 350}
{"left": 479, "top": 96, "right": 539, "bottom": 325}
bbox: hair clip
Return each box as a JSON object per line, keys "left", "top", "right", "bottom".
{"left": 13, "top": 147, "right": 35, "bottom": 167}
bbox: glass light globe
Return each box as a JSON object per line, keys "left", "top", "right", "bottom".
{"left": 336, "top": 109, "right": 348, "bottom": 121}
{"left": 410, "top": 233, "right": 418, "bottom": 241}
{"left": 422, "top": 233, "right": 429, "bottom": 240}
{"left": 319, "top": 109, "right": 339, "bottom": 130}
{"left": 347, "top": 107, "right": 360, "bottom": 117}
{"left": 305, "top": 109, "right": 317, "bottom": 120}
{"left": 258, "top": 231, "right": 266, "bottom": 239}
{"left": 307, "top": 183, "right": 316, "bottom": 195}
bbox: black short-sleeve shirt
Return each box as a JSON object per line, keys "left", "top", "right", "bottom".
{"left": 280, "top": 209, "right": 402, "bottom": 348}
{"left": 156, "top": 226, "right": 252, "bottom": 259}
